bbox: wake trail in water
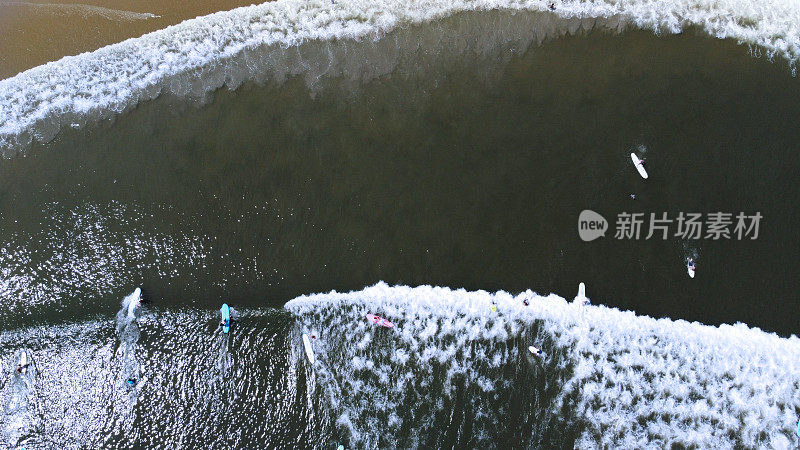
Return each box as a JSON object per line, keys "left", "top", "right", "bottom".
{"left": 0, "top": 301, "right": 322, "bottom": 447}
{"left": 0, "top": 349, "right": 40, "bottom": 447}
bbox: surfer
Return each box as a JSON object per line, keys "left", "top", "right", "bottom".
{"left": 16, "top": 351, "right": 30, "bottom": 374}
{"left": 522, "top": 297, "right": 530, "bottom": 306}
{"left": 490, "top": 300, "right": 498, "bottom": 312}
{"left": 529, "top": 345, "right": 543, "bottom": 357}
{"left": 574, "top": 282, "right": 590, "bottom": 306}
{"left": 219, "top": 303, "right": 231, "bottom": 333}
{"left": 630, "top": 193, "right": 636, "bottom": 200}
{"left": 687, "top": 258, "right": 695, "bottom": 270}
{"left": 547, "top": 1, "right": 555, "bottom": 9}
{"left": 126, "top": 378, "right": 137, "bottom": 387}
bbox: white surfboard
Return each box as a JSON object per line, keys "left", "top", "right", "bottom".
{"left": 302, "top": 333, "right": 315, "bottom": 365}
{"left": 630, "top": 153, "right": 648, "bottom": 179}
{"left": 127, "top": 287, "right": 141, "bottom": 317}
{"left": 19, "top": 350, "right": 29, "bottom": 374}
{"left": 574, "top": 282, "right": 589, "bottom": 305}
{"left": 528, "top": 346, "right": 544, "bottom": 357}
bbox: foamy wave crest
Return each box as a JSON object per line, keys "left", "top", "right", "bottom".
{"left": 285, "top": 283, "right": 800, "bottom": 447}
{"left": 1, "top": 0, "right": 798, "bottom": 154}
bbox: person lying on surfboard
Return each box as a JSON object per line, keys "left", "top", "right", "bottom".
{"left": 16, "top": 351, "right": 30, "bottom": 374}
{"left": 687, "top": 259, "right": 695, "bottom": 270}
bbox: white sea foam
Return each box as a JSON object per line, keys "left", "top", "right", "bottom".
{"left": 1, "top": 0, "right": 798, "bottom": 154}
{"left": 286, "top": 283, "right": 800, "bottom": 447}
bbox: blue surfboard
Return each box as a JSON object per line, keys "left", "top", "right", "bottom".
{"left": 220, "top": 304, "right": 230, "bottom": 334}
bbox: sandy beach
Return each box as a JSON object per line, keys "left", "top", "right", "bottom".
{"left": 0, "top": 0, "right": 259, "bottom": 79}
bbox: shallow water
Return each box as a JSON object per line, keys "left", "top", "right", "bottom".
{"left": 0, "top": 0, "right": 262, "bottom": 79}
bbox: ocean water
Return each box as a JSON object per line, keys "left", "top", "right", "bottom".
{"left": 1, "top": 0, "right": 800, "bottom": 447}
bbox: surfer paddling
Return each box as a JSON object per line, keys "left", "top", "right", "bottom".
{"left": 573, "top": 282, "right": 590, "bottom": 306}
{"left": 365, "top": 314, "right": 395, "bottom": 328}
{"left": 220, "top": 304, "right": 231, "bottom": 333}
{"left": 630, "top": 153, "right": 649, "bottom": 179}
{"left": 16, "top": 351, "right": 31, "bottom": 374}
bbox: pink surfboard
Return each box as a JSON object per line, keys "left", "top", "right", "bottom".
{"left": 365, "top": 314, "right": 395, "bottom": 328}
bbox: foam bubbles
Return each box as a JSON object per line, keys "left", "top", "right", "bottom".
{"left": 286, "top": 283, "right": 800, "bottom": 447}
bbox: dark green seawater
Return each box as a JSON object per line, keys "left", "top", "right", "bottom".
{"left": 2, "top": 8, "right": 800, "bottom": 448}
{"left": 3, "top": 19, "right": 798, "bottom": 334}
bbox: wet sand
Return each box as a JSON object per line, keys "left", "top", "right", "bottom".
{"left": 0, "top": 0, "right": 262, "bottom": 79}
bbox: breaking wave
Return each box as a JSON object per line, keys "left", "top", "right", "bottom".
{"left": 3, "top": 283, "right": 799, "bottom": 446}
{"left": 286, "top": 283, "right": 800, "bottom": 447}
{"left": 1, "top": 0, "right": 798, "bottom": 154}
